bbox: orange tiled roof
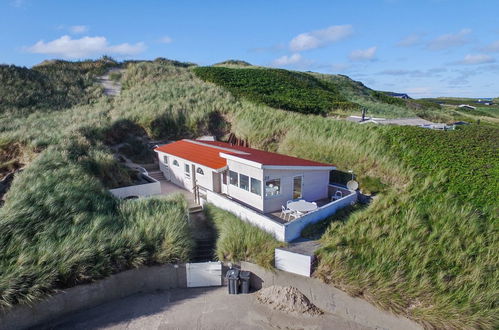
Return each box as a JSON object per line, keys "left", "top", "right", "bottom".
{"left": 155, "top": 140, "right": 228, "bottom": 169}
{"left": 155, "top": 139, "right": 334, "bottom": 169}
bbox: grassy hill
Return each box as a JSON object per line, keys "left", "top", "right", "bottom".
{"left": 0, "top": 59, "right": 497, "bottom": 328}
{"left": 0, "top": 58, "right": 116, "bottom": 115}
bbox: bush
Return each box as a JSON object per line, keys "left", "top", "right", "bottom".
{"left": 193, "top": 66, "right": 357, "bottom": 115}
{"left": 358, "top": 175, "right": 386, "bottom": 195}
{"left": 204, "top": 204, "right": 283, "bottom": 269}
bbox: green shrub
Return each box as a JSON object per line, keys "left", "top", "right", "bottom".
{"left": 358, "top": 175, "right": 386, "bottom": 195}
{"left": 204, "top": 204, "right": 283, "bottom": 269}
{"left": 193, "top": 66, "right": 357, "bottom": 115}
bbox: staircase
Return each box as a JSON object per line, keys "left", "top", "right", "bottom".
{"left": 189, "top": 211, "right": 217, "bottom": 262}
{"left": 147, "top": 170, "right": 166, "bottom": 181}
{"left": 189, "top": 205, "right": 204, "bottom": 213}
{"left": 191, "top": 238, "right": 217, "bottom": 262}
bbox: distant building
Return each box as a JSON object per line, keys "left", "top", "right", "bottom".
{"left": 386, "top": 92, "right": 411, "bottom": 99}
{"left": 458, "top": 104, "right": 477, "bottom": 110}
{"left": 347, "top": 115, "right": 453, "bottom": 130}
{"left": 476, "top": 99, "right": 493, "bottom": 105}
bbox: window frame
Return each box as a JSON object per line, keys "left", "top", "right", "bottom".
{"left": 172, "top": 159, "right": 179, "bottom": 167}
{"left": 250, "top": 177, "right": 262, "bottom": 196}
{"left": 184, "top": 163, "right": 191, "bottom": 178}
{"left": 239, "top": 173, "right": 250, "bottom": 191}
{"left": 265, "top": 178, "right": 281, "bottom": 197}
{"left": 196, "top": 167, "right": 204, "bottom": 176}
{"left": 229, "top": 170, "right": 238, "bottom": 186}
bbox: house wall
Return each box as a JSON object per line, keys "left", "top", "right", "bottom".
{"left": 224, "top": 159, "right": 264, "bottom": 211}
{"left": 156, "top": 151, "right": 215, "bottom": 192}
{"left": 263, "top": 169, "right": 330, "bottom": 213}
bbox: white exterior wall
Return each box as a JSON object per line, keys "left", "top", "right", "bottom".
{"left": 204, "top": 190, "right": 285, "bottom": 241}
{"left": 225, "top": 159, "right": 264, "bottom": 211}
{"left": 263, "top": 169, "right": 330, "bottom": 213}
{"left": 275, "top": 249, "right": 314, "bottom": 277}
{"left": 284, "top": 191, "right": 357, "bottom": 242}
{"left": 205, "top": 188, "right": 357, "bottom": 243}
{"left": 109, "top": 181, "right": 161, "bottom": 199}
{"left": 156, "top": 151, "right": 215, "bottom": 192}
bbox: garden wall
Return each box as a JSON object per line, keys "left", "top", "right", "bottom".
{"left": 0, "top": 264, "right": 187, "bottom": 330}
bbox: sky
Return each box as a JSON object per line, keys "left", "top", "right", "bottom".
{"left": 1, "top": 0, "right": 498, "bottom": 98}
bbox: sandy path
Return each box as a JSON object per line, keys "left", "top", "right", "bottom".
{"left": 98, "top": 68, "right": 124, "bottom": 96}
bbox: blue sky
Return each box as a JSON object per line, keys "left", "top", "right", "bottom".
{"left": 1, "top": 0, "right": 498, "bottom": 98}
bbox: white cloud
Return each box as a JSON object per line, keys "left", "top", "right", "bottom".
{"left": 349, "top": 46, "right": 377, "bottom": 61}
{"left": 456, "top": 54, "right": 495, "bottom": 65}
{"left": 272, "top": 53, "right": 303, "bottom": 66}
{"left": 159, "top": 36, "right": 173, "bottom": 44}
{"left": 26, "top": 35, "right": 146, "bottom": 59}
{"left": 69, "top": 25, "right": 88, "bottom": 34}
{"left": 397, "top": 33, "right": 424, "bottom": 47}
{"left": 482, "top": 40, "right": 499, "bottom": 53}
{"left": 426, "top": 28, "right": 471, "bottom": 50}
{"left": 289, "top": 25, "right": 353, "bottom": 52}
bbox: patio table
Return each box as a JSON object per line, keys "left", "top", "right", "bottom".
{"left": 287, "top": 200, "right": 318, "bottom": 213}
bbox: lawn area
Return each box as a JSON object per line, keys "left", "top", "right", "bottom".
{"left": 204, "top": 204, "right": 283, "bottom": 269}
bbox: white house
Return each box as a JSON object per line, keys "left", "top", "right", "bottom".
{"left": 458, "top": 104, "right": 477, "bottom": 110}
{"left": 155, "top": 139, "right": 356, "bottom": 242}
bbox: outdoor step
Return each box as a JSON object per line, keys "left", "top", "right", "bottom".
{"left": 188, "top": 205, "right": 204, "bottom": 214}
{"left": 147, "top": 171, "right": 166, "bottom": 180}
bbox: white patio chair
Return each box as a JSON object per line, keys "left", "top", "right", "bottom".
{"left": 290, "top": 210, "right": 303, "bottom": 219}
{"left": 332, "top": 190, "right": 343, "bottom": 201}
{"left": 280, "top": 206, "right": 293, "bottom": 221}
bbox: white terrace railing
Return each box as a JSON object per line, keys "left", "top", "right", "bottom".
{"left": 204, "top": 185, "right": 357, "bottom": 242}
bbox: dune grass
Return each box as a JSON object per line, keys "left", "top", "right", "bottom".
{"left": 204, "top": 204, "right": 282, "bottom": 269}
{"left": 0, "top": 138, "right": 193, "bottom": 308}
{"left": 226, "top": 104, "right": 498, "bottom": 328}
{"left": 0, "top": 59, "right": 497, "bottom": 327}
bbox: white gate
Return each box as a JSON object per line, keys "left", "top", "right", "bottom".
{"left": 186, "top": 261, "right": 222, "bottom": 287}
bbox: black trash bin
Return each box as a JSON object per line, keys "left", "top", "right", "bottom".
{"left": 239, "top": 271, "right": 251, "bottom": 294}
{"left": 226, "top": 269, "right": 240, "bottom": 294}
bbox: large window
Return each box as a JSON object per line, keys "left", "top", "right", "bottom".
{"left": 265, "top": 179, "right": 281, "bottom": 197}
{"left": 229, "top": 170, "right": 238, "bottom": 186}
{"left": 184, "top": 164, "right": 190, "bottom": 178}
{"left": 163, "top": 155, "right": 168, "bottom": 165}
{"left": 251, "top": 178, "right": 262, "bottom": 196}
{"left": 239, "top": 174, "right": 249, "bottom": 191}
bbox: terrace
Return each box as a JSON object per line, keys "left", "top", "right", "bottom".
{"left": 203, "top": 184, "right": 356, "bottom": 242}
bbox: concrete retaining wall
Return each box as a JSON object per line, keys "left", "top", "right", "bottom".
{"left": 0, "top": 264, "right": 187, "bottom": 330}
{"left": 241, "top": 261, "right": 422, "bottom": 330}
{"left": 109, "top": 175, "right": 161, "bottom": 199}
